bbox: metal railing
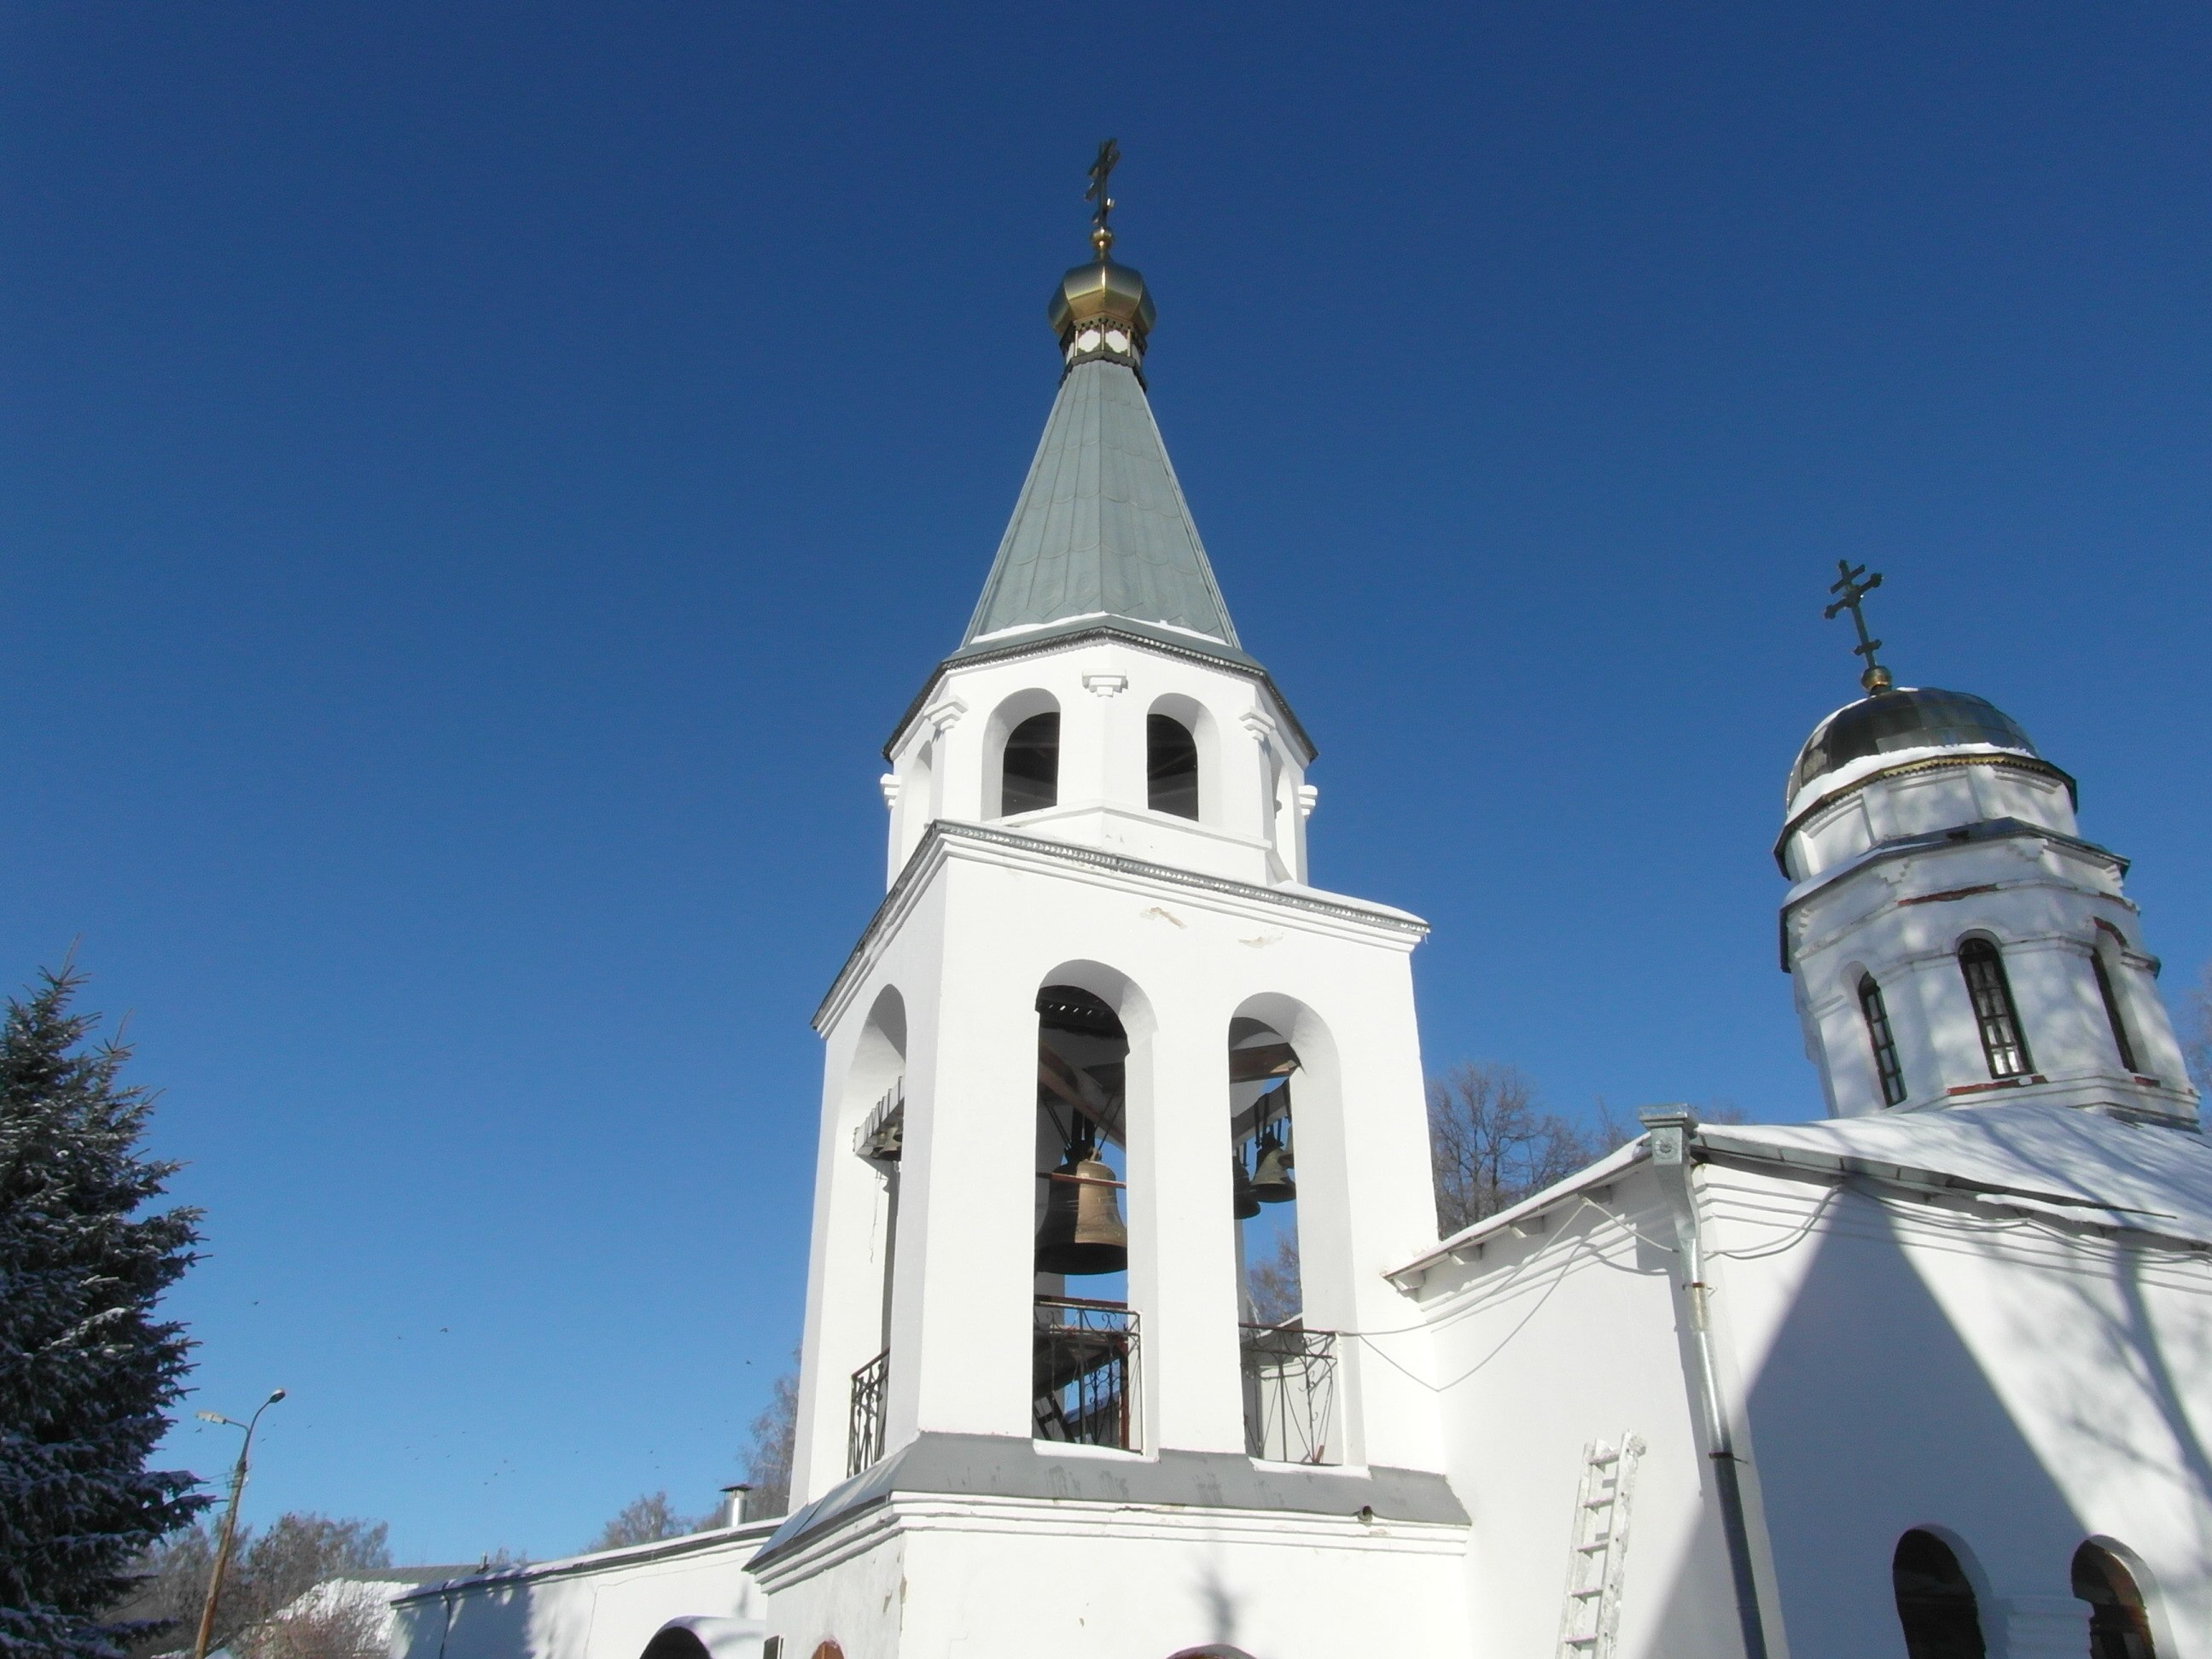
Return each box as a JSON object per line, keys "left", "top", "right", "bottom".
{"left": 1240, "top": 1323, "right": 1338, "bottom": 1464}
{"left": 1033, "top": 1297, "right": 1139, "bottom": 1451}
{"left": 847, "top": 1349, "right": 888, "bottom": 1476}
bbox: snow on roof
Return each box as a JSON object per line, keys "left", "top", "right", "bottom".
{"left": 1695, "top": 1103, "right": 2212, "bottom": 1243}
{"left": 1392, "top": 1102, "right": 2212, "bottom": 1285}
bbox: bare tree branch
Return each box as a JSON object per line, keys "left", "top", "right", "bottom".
{"left": 2186, "top": 960, "right": 2212, "bottom": 1107}
{"left": 1427, "top": 1063, "right": 1633, "bottom": 1235}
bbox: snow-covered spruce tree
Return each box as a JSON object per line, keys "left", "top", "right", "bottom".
{"left": 0, "top": 969, "right": 206, "bottom": 1658}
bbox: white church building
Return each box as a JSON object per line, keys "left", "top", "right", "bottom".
{"left": 393, "top": 168, "right": 2210, "bottom": 1659}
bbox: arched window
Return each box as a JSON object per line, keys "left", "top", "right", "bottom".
{"left": 1958, "top": 939, "right": 2031, "bottom": 1080}
{"left": 2073, "top": 1540, "right": 2158, "bottom": 1659}
{"left": 2093, "top": 952, "right": 2139, "bottom": 1074}
{"left": 1147, "top": 714, "right": 1200, "bottom": 819}
{"left": 1859, "top": 975, "right": 1907, "bottom": 1106}
{"left": 1000, "top": 713, "right": 1059, "bottom": 817}
{"left": 1892, "top": 1529, "right": 1986, "bottom": 1659}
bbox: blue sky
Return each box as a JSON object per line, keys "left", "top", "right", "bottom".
{"left": 3, "top": 3, "right": 2206, "bottom": 1563}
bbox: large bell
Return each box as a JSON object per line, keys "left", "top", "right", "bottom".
{"left": 1250, "top": 1134, "right": 1296, "bottom": 1204}
{"left": 1231, "top": 1152, "right": 1260, "bottom": 1220}
{"left": 1035, "top": 1154, "right": 1129, "bottom": 1275}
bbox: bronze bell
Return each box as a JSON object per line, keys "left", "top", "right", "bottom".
{"left": 1035, "top": 1154, "right": 1129, "bottom": 1275}
{"left": 1250, "top": 1134, "right": 1296, "bottom": 1204}
{"left": 1231, "top": 1152, "right": 1260, "bottom": 1220}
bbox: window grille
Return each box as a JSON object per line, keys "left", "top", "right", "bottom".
{"left": 847, "top": 1349, "right": 888, "bottom": 1476}
{"left": 2092, "top": 952, "right": 2139, "bottom": 1074}
{"left": 1958, "top": 940, "right": 2031, "bottom": 1080}
{"left": 1859, "top": 975, "right": 1907, "bottom": 1106}
{"left": 1033, "top": 1297, "right": 1138, "bottom": 1450}
{"left": 1239, "top": 1323, "right": 1338, "bottom": 1464}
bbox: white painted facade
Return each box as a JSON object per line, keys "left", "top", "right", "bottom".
{"left": 1780, "top": 722, "right": 2193, "bottom": 1125}
{"left": 390, "top": 1524, "right": 777, "bottom": 1659}
{"left": 1396, "top": 1103, "right": 2212, "bottom": 1659}
{"left": 390, "top": 230, "right": 2211, "bottom": 1659}
{"left": 769, "top": 621, "right": 1470, "bottom": 1653}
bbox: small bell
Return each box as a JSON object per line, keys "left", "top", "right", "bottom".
{"left": 1231, "top": 1152, "right": 1260, "bottom": 1220}
{"left": 1250, "top": 1133, "right": 1296, "bottom": 1204}
{"left": 1035, "top": 1152, "right": 1130, "bottom": 1275}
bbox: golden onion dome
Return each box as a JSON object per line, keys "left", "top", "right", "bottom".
{"left": 1047, "top": 257, "right": 1156, "bottom": 354}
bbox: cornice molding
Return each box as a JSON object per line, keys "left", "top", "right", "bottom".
{"left": 815, "top": 820, "right": 1427, "bottom": 1032}
{"left": 1776, "top": 816, "right": 2127, "bottom": 972}
{"left": 1773, "top": 752, "right": 2079, "bottom": 871}
{"left": 883, "top": 622, "right": 1317, "bottom": 765}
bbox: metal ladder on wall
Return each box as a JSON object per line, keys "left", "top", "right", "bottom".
{"left": 1556, "top": 1435, "right": 1645, "bottom": 1659}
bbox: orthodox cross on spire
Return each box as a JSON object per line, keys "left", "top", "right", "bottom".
{"left": 1086, "top": 138, "right": 1121, "bottom": 259}
{"left": 1823, "top": 559, "right": 1895, "bottom": 694}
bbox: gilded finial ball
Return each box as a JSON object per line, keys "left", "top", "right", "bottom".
{"left": 1047, "top": 257, "right": 1157, "bottom": 347}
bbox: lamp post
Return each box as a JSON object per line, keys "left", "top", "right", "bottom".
{"left": 189, "top": 1388, "right": 286, "bottom": 1659}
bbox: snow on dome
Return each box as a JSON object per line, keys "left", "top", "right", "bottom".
{"left": 1786, "top": 687, "right": 2038, "bottom": 817}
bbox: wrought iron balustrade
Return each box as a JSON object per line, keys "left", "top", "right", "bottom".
{"left": 847, "top": 1348, "right": 888, "bottom": 1476}
{"left": 1033, "top": 1297, "right": 1139, "bottom": 1451}
{"left": 1239, "top": 1322, "right": 1338, "bottom": 1464}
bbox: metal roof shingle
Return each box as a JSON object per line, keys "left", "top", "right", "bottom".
{"left": 963, "top": 358, "right": 1239, "bottom": 652}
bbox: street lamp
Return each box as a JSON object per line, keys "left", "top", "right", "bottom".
{"left": 189, "top": 1389, "right": 286, "bottom": 1659}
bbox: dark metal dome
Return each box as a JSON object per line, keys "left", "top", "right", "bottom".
{"left": 1788, "top": 687, "right": 2037, "bottom": 807}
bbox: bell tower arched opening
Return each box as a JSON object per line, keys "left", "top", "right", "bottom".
{"left": 1033, "top": 981, "right": 1137, "bottom": 1449}
{"left": 827, "top": 986, "right": 905, "bottom": 1484}
{"left": 1003, "top": 713, "right": 1060, "bottom": 816}
{"left": 986, "top": 690, "right": 1062, "bottom": 820}
{"left": 1148, "top": 713, "right": 1200, "bottom": 819}
{"left": 1227, "top": 1011, "right": 1338, "bottom": 1464}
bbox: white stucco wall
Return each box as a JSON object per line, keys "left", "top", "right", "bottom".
{"left": 753, "top": 1497, "right": 1470, "bottom": 1659}
{"left": 1400, "top": 1118, "right": 2212, "bottom": 1659}
{"left": 389, "top": 1527, "right": 776, "bottom": 1659}
{"left": 1400, "top": 1163, "right": 1762, "bottom": 1659}
{"left": 793, "top": 818, "right": 1448, "bottom": 1508}
{"left": 1708, "top": 1157, "right": 2209, "bottom": 1659}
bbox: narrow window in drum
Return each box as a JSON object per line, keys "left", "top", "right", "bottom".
{"left": 2092, "top": 952, "right": 2139, "bottom": 1074}
{"left": 1958, "top": 940, "right": 2031, "bottom": 1080}
{"left": 1859, "top": 975, "right": 1907, "bottom": 1106}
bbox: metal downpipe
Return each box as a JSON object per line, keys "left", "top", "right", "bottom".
{"left": 1641, "top": 1108, "right": 1773, "bottom": 1659}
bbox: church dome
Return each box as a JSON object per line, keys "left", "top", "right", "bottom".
{"left": 1787, "top": 687, "right": 2039, "bottom": 813}
{"left": 1047, "top": 258, "right": 1157, "bottom": 345}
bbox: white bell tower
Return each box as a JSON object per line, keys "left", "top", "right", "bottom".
{"left": 1779, "top": 562, "right": 2197, "bottom": 1123}
{"left": 752, "top": 154, "right": 1471, "bottom": 1658}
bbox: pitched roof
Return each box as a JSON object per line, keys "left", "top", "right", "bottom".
{"left": 961, "top": 358, "right": 1240, "bottom": 656}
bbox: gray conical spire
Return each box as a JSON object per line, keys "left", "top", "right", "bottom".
{"left": 962, "top": 356, "right": 1241, "bottom": 653}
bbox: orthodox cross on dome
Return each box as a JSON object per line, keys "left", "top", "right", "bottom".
{"left": 1824, "top": 559, "right": 1895, "bottom": 694}
{"left": 1086, "top": 137, "right": 1121, "bottom": 259}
